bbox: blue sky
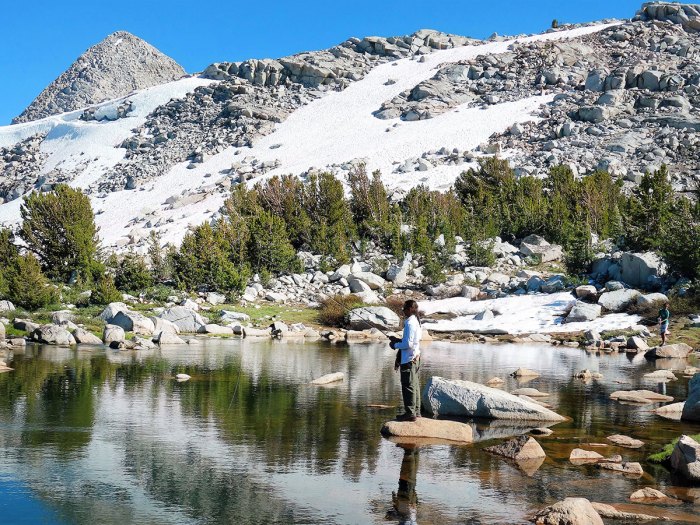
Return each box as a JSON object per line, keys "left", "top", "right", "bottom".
{"left": 1, "top": 0, "right": 641, "bottom": 124}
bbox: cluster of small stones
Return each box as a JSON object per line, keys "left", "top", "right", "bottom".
{"left": 0, "top": 133, "right": 49, "bottom": 203}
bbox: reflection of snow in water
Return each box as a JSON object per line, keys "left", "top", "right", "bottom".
{"left": 420, "top": 292, "right": 641, "bottom": 334}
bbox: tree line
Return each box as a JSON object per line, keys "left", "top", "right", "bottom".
{"left": 0, "top": 159, "right": 698, "bottom": 310}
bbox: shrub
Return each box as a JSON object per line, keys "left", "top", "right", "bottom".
{"left": 648, "top": 434, "right": 700, "bottom": 464}
{"left": 113, "top": 251, "right": 153, "bottom": 292}
{"left": 551, "top": 19, "right": 559, "bottom": 28}
{"left": 90, "top": 275, "right": 122, "bottom": 305}
{"left": 318, "top": 294, "right": 363, "bottom": 327}
{"left": 19, "top": 184, "right": 100, "bottom": 282}
{"left": 5, "top": 253, "right": 59, "bottom": 310}
{"left": 247, "top": 211, "right": 299, "bottom": 274}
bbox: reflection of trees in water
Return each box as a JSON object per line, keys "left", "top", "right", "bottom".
{"left": 122, "top": 435, "right": 315, "bottom": 525}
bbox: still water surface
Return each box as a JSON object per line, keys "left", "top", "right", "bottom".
{"left": 1, "top": 339, "right": 699, "bottom": 524}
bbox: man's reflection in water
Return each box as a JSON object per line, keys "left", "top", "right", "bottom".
{"left": 387, "top": 444, "right": 419, "bottom": 524}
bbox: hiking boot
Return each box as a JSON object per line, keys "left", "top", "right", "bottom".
{"left": 396, "top": 413, "right": 417, "bottom": 422}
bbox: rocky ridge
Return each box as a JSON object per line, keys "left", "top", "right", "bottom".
{"left": 14, "top": 31, "right": 185, "bottom": 123}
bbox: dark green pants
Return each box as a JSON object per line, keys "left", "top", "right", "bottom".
{"left": 400, "top": 361, "right": 420, "bottom": 417}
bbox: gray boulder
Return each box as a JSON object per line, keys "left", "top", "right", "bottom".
{"left": 206, "top": 292, "right": 226, "bottom": 305}
{"left": 645, "top": 343, "right": 693, "bottom": 359}
{"left": 670, "top": 435, "right": 700, "bottom": 482}
{"left": 350, "top": 271, "right": 385, "bottom": 290}
{"left": 474, "top": 309, "right": 494, "bottom": 321}
{"left": 72, "top": 328, "right": 103, "bottom": 345}
{"left": 103, "top": 325, "right": 125, "bottom": 346}
{"left": 348, "top": 307, "right": 400, "bottom": 330}
{"left": 637, "top": 293, "right": 668, "bottom": 307}
{"left": 32, "top": 325, "right": 76, "bottom": 346}
{"left": 158, "top": 306, "right": 206, "bottom": 333}
{"left": 99, "top": 302, "right": 129, "bottom": 322}
{"left": 151, "top": 317, "right": 180, "bottom": 335}
{"left": 619, "top": 252, "right": 665, "bottom": 289}
{"left": 565, "top": 301, "right": 601, "bottom": 323}
{"left": 111, "top": 311, "right": 155, "bottom": 335}
{"left": 598, "top": 289, "right": 641, "bottom": 312}
{"left": 422, "top": 376, "right": 566, "bottom": 422}
{"left": 626, "top": 336, "right": 649, "bottom": 352}
{"left": 220, "top": 310, "right": 251, "bottom": 323}
{"left": 155, "top": 331, "right": 187, "bottom": 345}
{"left": 0, "top": 300, "right": 15, "bottom": 312}
{"left": 51, "top": 310, "right": 75, "bottom": 325}
{"left": 575, "top": 285, "right": 597, "bottom": 299}
{"left": 519, "top": 235, "right": 563, "bottom": 263}
{"left": 681, "top": 374, "right": 700, "bottom": 422}
{"left": 386, "top": 255, "right": 411, "bottom": 285}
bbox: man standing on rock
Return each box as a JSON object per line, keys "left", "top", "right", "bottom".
{"left": 658, "top": 301, "right": 671, "bottom": 345}
{"left": 390, "top": 300, "right": 423, "bottom": 422}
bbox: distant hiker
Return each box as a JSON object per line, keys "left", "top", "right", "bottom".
{"left": 658, "top": 301, "right": 671, "bottom": 345}
{"left": 390, "top": 300, "right": 423, "bottom": 422}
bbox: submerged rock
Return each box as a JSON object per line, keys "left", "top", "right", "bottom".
{"left": 606, "top": 434, "right": 644, "bottom": 449}
{"left": 310, "top": 372, "right": 345, "bottom": 385}
{"left": 485, "top": 435, "right": 545, "bottom": 460}
{"left": 590, "top": 502, "right": 662, "bottom": 522}
{"left": 422, "top": 376, "right": 566, "bottom": 422}
{"left": 381, "top": 418, "right": 473, "bottom": 443}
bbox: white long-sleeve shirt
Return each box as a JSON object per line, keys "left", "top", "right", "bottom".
{"left": 395, "top": 315, "right": 422, "bottom": 365}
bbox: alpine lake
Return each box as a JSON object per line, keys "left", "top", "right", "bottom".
{"left": 1, "top": 337, "right": 699, "bottom": 524}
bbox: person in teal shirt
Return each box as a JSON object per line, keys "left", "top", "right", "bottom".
{"left": 658, "top": 302, "right": 670, "bottom": 345}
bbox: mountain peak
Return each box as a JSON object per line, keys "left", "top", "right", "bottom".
{"left": 13, "top": 31, "right": 185, "bottom": 123}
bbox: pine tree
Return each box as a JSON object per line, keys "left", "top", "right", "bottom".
{"left": 5, "top": 254, "right": 59, "bottom": 310}
{"left": 19, "top": 184, "right": 100, "bottom": 282}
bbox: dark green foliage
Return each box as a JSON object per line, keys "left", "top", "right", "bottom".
{"left": 622, "top": 167, "right": 675, "bottom": 251}
{"left": 304, "top": 172, "right": 354, "bottom": 262}
{"left": 551, "top": 19, "right": 559, "bottom": 28}
{"left": 173, "top": 222, "right": 248, "bottom": 293}
{"left": 564, "top": 219, "right": 594, "bottom": 275}
{"left": 112, "top": 251, "right": 154, "bottom": 292}
{"left": 0, "top": 228, "right": 19, "bottom": 297}
{"left": 247, "top": 211, "right": 300, "bottom": 275}
{"left": 147, "top": 231, "right": 173, "bottom": 283}
{"left": 349, "top": 165, "right": 391, "bottom": 243}
{"left": 659, "top": 198, "right": 700, "bottom": 280}
{"left": 19, "top": 184, "right": 100, "bottom": 282}
{"left": 90, "top": 275, "right": 122, "bottom": 305}
{"left": 5, "top": 254, "right": 59, "bottom": 310}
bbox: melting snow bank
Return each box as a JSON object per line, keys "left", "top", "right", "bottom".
{"left": 419, "top": 292, "right": 640, "bottom": 335}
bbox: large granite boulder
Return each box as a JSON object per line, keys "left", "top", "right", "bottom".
{"left": 618, "top": 252, "right": 665, "bottom": 289}
{"left": 645, "top": 343, "right": 693, "bottom": 359}
{"left": 670, "top": 435, "right": 700, "bottom": 482}
{"left": 519, "top": 235, "right": 563, "bottom": 263}
{"left": 565, "top": 301, "right": 601, "bottom": 323}
{"left": 32, "top": 325, "right": 76, "bottom": 346}
{"left": 681, "top": 374, "right": 700, "bottom": 422}
{"left": 349, "top": 271, "right": 385, "bottom": 290}
{"left": 598, "top": 289, "right": 641, "bottom": 312}
{"left": 103, "top": 325, "right": 125, "bottom": 346}
{"left": 348, "top": 307, "right": 400, "bottom": 330}
{"left": 381, "top": 418, "right": 473, "bottom": 443}
{"left": 533, "top": 498, "right": 604, "bottom": 525}
{"left": 158, "top": 306, "right": 206, "bottom": 333}
{"left": 637, "top": 293, "right": 668, "bottom": 307}
{"left": 111, "top": 311, "right": 155, "bottom": 335}
{"left": 98, "top": 302, "right": 129, "bottom": 322}
{"left": 422, "top": 376, "right": 566, "bottom": 422}
{"left": 72, "top": 328, "right": 104, "bottom": 345}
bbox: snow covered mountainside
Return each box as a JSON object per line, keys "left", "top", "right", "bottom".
{"left": 1, "top": 2, "right": 700, "bottom": 251}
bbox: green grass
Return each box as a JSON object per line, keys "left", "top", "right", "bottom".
{"left": 648, "top": 434, "right": 700, "bottom": 464}
{"left": 209, "top": 304, "right": 321, "bottom": 327}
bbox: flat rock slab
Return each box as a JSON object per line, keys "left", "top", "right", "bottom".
{"left": 598, "top": 461, "right": 644, "bottom": 477}
{"left": 511, "top": 367, "right": 539, "bottom": 378}
{"left": 610, "top": 390, "right": 673, "bottom": 404}
{"left": 381, "top": 418, "right": 473, "bottom": 443}
{"left": 607, "top": 434, "right": 645, "bottom": 449}
{"left": 591, "top": 502, "right": 663, "bottom": 522}
{"left": 645, "top": 343, "right": 693, "bottom": 359}
{"left": 643, "top": 370, "right": 677, "bottom": 382}
{"left": 629, "top": 487, "right": 671, "bottom": 501}
{"left": 310, "top": 372, "right": 345, "bottom": 385}
{"left": 511, "top": 388, "right": 549, "bottom": 398}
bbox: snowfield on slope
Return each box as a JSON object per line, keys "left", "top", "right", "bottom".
{"left": 0, "top": 23, "right": 618, "bottom": 247}
{"left": 419, "top": 292, "right": 641, "bottom": 334}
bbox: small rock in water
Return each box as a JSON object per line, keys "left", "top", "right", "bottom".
{"left": 629, "top": 487, "right": 671, "bottom": 501}
{"left": 511, "top": 388, "right": 549, "bottom": 398}
{"left": 591, "top": 502, "right": 664, "bottom": 522}
{"left": 569, "top": 448, "right": 604, "bottom": 463}
{"left": 176, "top": 373, "right": 191, "bottom": 382}
{"left": 533, "top": 498, "right": 603, "bottom": 525}
{"left": 511, "top": 367, "right": 539, "bottom": 378}
{"left": 380, "top": 418, "right": 473, "bottom": 443}
{"left": 310, "top": 372, "right": 344, "bottom": 385}
{"left": 642, "top": 370, "right": 677, "bottom": 382}
{"left": 607, "top": 434, "right": 644, "bottom": 449}
{"left": 485, "top": 377, "right": 505, "bottom": 386}
{"left": 598, "top": 461, "right": 644, "bottom": 476}
{"left": 484, "top": 435, "right": 545, "bottom": 461}
{"left": 529, "top": 427, "right": 553, "bottom": 436}
{"left": 610, "top": 390, "right": 673, "bottom": 404}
